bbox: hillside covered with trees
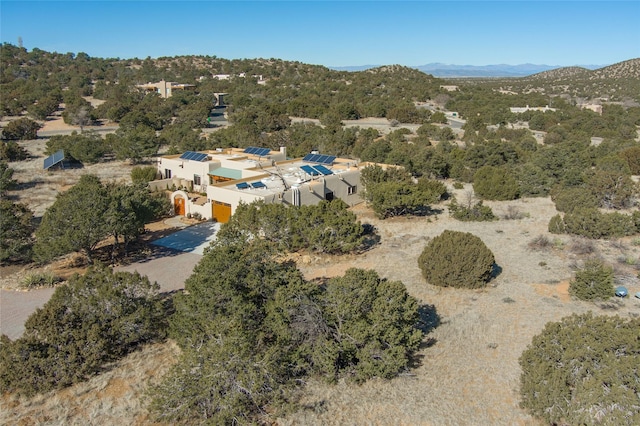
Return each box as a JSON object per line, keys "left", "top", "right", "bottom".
{"left": 1, "top": 44, "right": 640, "bottom": 424}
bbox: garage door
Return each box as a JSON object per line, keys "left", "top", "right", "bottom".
{"left": 212, "top": 201, "right": 231, "bottom": 223}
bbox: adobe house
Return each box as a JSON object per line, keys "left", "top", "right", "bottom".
{"left": 151, "top": 147, "right": 365, "bottom": 223}
{"left": 136, "top": 80, "right": 196, "bottom": 98}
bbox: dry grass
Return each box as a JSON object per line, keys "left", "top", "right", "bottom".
{"left": 4, "top": 138, "right": 640, "bottom": 424}
{"left": 7, "top": 139, "right": 135, "bottom": 217}
{"left": 0, "top": 342, "right": 180, "bottom": 426}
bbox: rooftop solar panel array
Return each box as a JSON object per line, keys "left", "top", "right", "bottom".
{"left": 179, "top": 151, "right": 209, "bottom": 161}
{"left": 43, "top": 150, "right": 65, "bottom": 170}
{"left": 244, "top": 146, "right": 271, "bottom": 157}
{"left": 302, "top": 153, "right": 336, "bottom": 165}
{"left": 312, "top": 164, "right": 333, "bottom": 175}
{"left": 251, "top": 181, "right": 267, "bottom": 188}
{"left": 300, "top": 165, "right": 320, "bottom": 176}
{"left": 236, "top": 182, "right": 250, "bottom": 189}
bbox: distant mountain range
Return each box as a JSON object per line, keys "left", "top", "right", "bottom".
{"left": 330, "top": 63, "right": 606, "bottom": 77}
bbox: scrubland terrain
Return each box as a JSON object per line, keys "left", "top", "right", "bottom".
{"left": 2, "top": 116, "right": 640, "bottom": 425}
{"left": 3, "top": 143, "right": 640, "bottom": 424}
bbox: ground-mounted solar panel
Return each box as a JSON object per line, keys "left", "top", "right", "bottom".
{"left": 301, "top": 165, "right": 320, "bottom": 176}
{"left": 313, "top": 165, "right": 333, "bottom": 175}
{"left": 43, "top": 149, "right": 65, "bottom": 170}
{"left": 251, "top": 181, "right": 267, "bottom": 188}
{"left": 236, "top": 182, "right": 250, "bottom": 189}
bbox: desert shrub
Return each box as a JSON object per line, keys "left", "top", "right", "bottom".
{"left": 131, "top": 165, "right": 158, "bottom": 184}
{"left": 149, "top": 239, "right": 423, "bottom": 424}
{"left": 0, "top": 141, "right": 29, "bottom": 161}
{"left": 502, "top": 205, "right": 526, "bottom": 220}
{"left": 452, "top": 181, "right": 464, "bottom": 189}
{"left": 568, "top": 238, "right": 596, "bottom": 255}
{"left": 0, "top": 200, "right": 34, "bottom": 265}
{"left": 20, "top": 272, "right": 61, "bottom": 289}
{"left": 45, "top": 131, "right": 107, "bottom": 164}
{"left": 548, "top": 214, "right": 566, "bottom": 234}
{"left": 448, "top": 199, "right": 497, "bottom": 222}
{"left": 528, "top": 235, "right": 551, "bottom": 251}
{"left": 563, "top": 208, "right": 636, "bottom": 239}
{"left": 418, "top": 230, "right": 495, "bottom": 288}
{"left": 0, "top": 265, "right": 165, "bottom": 396}
{"left": 361, "top": 165, "right": 447, "bottom": 219}
{"left": 473, "top": 165, "right": 519, "bottom": 201}
{"left": 598, "top": 211, "right": 637, "bottom": 237}
{"left": 569, "top": 259, "right": 614, "bottom": 301}
{"left": 618, "top": 145, "right": 640, "bottom": 174}
{"left": 1, "top": 118, "right": 41, "bottom": 140}
{"left": 219, "top": 200, "right": 366, "bottom": 254}
{"left": 586, "top": 169, "right": 637, "bottom": 210}
{"left": 515, "top": 163, "right": 552, "bottom": 197}
{"left": 551, "top": 186, "right": 598, "bottom": 213}
{"left": 519, "top": 313, "right": 640, "bottom": 425}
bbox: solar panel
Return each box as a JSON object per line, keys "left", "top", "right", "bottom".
{"left": 192, "top": 152, "right": 208, "bottom": 161}
{"left": 180, "top": 151, "right": 208, "bottom": 161}
{"left": 244, "top": 146, "right": 271, "bottom": 157}
{"left": 313, "top": 165, "right": 333, "bottom": 175}
{"left": 302, "top": 153, "right": 336, "bottom": 165}
{"left": 319, "top": 155, "right": 336, "bottom": 165}
{"left": 236, "top": 182, "right": 250, "bottom": 189}
{"left": 43, "top": 150, "right": 65, "bottom": 170}
{"left": 301, "top": 165, "right": 320, "bottom": 176}
{"left": 251, "top": 181, "right": 267, "bottom": 188}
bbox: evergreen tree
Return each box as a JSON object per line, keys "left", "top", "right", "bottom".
{"left": 0, "top": 265, "right": 165, "bottom": 396}
{"left": 519, "top": 313, "right": 640, "bottom": 425}
{"left": 0, "top": 200, "right": 34, "bottom": 264}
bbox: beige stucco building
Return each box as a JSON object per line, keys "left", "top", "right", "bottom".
{"left": 137, "top": 80, "right": 196, "bottom": 98}
{"left": 152, "top": 147, "right": 364, "bottom": 223}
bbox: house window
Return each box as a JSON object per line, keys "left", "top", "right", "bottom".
{"left": 193, "top": 174, "right": 201, "bottom": 185}
{"left": 164, "top": 169, "right": 172, "bottom": 179}
{"left": 348, "top": 185, "right": 357, "bottom": 195}
{"left": 325, "top": 191, "right": 334, "bottom": 201}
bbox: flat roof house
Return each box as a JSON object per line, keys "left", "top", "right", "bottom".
{"left": 137, "top": 80, "right": 196, "bottom": 98}
{"left": 152, "top": 147, "right": 364, "bottom": 223}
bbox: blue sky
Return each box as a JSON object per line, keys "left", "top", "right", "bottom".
{"left": 1, "top": 1, "right": 638, "bottom": 67}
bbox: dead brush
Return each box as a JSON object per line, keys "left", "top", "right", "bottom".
{"left": 609, "top": 239, "right": 628, "bottom": 251}
{"left": 527, "top": 234, "right": 551, "bottom": 251}
{"left": 569, "top": 237, "right": 597, "bottom": 255}
{"left": 502, "top": 205, "right": 527, "bottom": 220}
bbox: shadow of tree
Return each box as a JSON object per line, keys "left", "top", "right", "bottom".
{"left": 407, "top": 304, "right": 441, "bottom": 370}
{"left": 416, "top": 303, "right": 440, "bottom": 335}
{"left": 359, "top": 223, "right": 381, "bottom": 252}
{"left": 491, "top": 263, "right": 503, "bottom": 280}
